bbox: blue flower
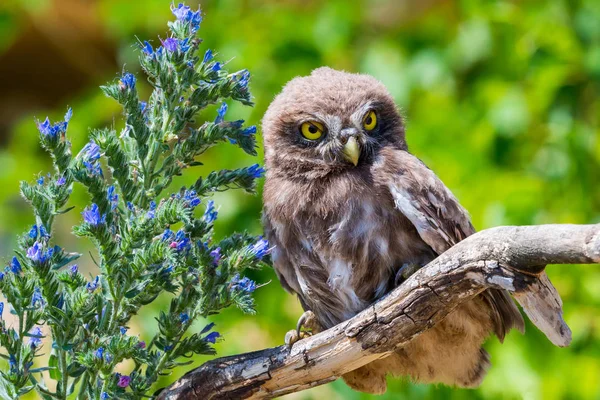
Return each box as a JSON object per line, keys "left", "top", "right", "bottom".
{"left": 203, "top": 49, "right": 213, "bottom": 63}
{"left": 94, "top": 347, "right": 104, "bottom": 359}
{"left": 10, "top": 256, "right": 21, "bottom": 273}
{"left": 100, "top": 392, "right": 110, "bottom": 400}
{"left": 104, "top": 353, "right": 113, "bottom": 363}
{"left": 37, "top": 176, "right": 44, "bottom": 185}
{"left": 119, "top": 72, "right": 136, "bottom": 89}
{"left": 82, "top": 204, "right": 106, "bottom": 226}
{"left": 56, "top": 176, "right": 66, "bottom": 186}
{"left": 242, "top": 126, "right": 257, "bottom": 136}
{"left": 83, "top": 161, "right": 103, "bottom": 177}
{"left": 83, "top": 141, "right": 101, "bottom": 162}
{"left": 149, "top": 201, "right": 157, "bottom": 210}
{"left": 120, "top": 326, "right": 127, "bottom": 335}
{"left": 107, "top": 186, "right": 118, "bottom": 210}
{"left": 200, "top": 322, "right": 215, "bottom": 334}
{"left": 27, "top": 242, "right": 54, "bottom": 264}
{"left": 126, "top": 202, "right": 135, "bottom": 211}
{"left": 204, "top": 331, "right": 220, "bottom": 344}
{"left": 249, "top": 237, "right": 270, "bottom": 260}
{"left": 9, "top": 355, "right": 17, "bottom": 373}
{"left": 180, "top": 312, "right": 189, "bottom": 324}
{"left": 203, "top": 200, "right": 218, "bottom": 223}
{"left": 215, "top": 103, "right": 227, "bottom": 124}
{"left": 231, "top": 273, "right": 257, "bottom": 293}
{"left": 0, "top": 302, "right": 4, "bottom": 318}
{"left": 142, "top": 40, "right": 153, "bottom": 55}
{"left": 87, "top": 276, "right": 100, "bottom": 292}
{"left": 70, "top": 264, "right": 78, "bottom": 275}
{"left": 162, "top": 37, "right": 178, "bottom": 52}
{"left": 139, "top": 101, "right": 147, "bottom": 113}
{"left": 162, "top": 228, "right": 174, "bottom": 242}
{"left": 179, "top": 38, "right": 191, "bottom": 53}
{"left": 235, "top": 69, "right": 250, "bottom": 89}
{"left": 183, "top": 190, "right": 200, "bottom": 208}
{"left": 31, "top": 287, "right": 44, "bottom": 307}
{"left": 171, "top": 3, "right": 202, "bottom": 32}
{"left": 28, "top": 225, "right": 38, "bottom": 239}
{"left": 28, "top": 326, "right": 43, "bottom": 349}
{"left": 170, "top": 230, "right": 191, "bottom": 252}
{"left": 247, "top": 164, "right": 265, "bottom": 179}
{"left": 211, "top": 62, "right": 221, "bottom": 72}
{"left": 209, "top": 247, "right": 221, "bottom": 266}
{"left": 36, "top": 108, "right": 72, "bottom": 138}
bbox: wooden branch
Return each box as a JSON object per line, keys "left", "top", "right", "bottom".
{"left": 157, "top": 224, "right": 600, "bottom": 400}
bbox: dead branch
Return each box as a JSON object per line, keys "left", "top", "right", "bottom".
{"left": 157, "top": 224, "right": 600, "bottom": 400}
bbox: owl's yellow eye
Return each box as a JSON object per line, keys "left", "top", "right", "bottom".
{"left": 300, "top": 121, "right": 324, "bottom": 140}
{"left": 363, "top": 110, "right": 377, "bottom": 131}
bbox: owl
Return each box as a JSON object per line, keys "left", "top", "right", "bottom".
{"left": 261, "top": 67, "right": 524, "bottom": 394}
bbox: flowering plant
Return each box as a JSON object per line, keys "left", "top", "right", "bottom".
{"left": 0, "top": 3, "right": 267, "bottom": 399}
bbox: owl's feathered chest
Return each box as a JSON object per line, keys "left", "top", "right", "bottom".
{"left": 264, "top": 168, "right": 435, "bottom": 327}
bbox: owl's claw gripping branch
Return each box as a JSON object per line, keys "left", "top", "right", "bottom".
{"left": 157, "top": 224, "right": 600, "bottom": 400}
{"left": 284, "top": 310, "right": 322, "bottom": 348}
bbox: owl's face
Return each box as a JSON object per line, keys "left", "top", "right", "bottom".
{"left": 262, "top": 67, "right": 406, "bottom": 179}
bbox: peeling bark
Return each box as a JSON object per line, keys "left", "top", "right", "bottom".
{"left": 157, "top": 224, "right": 600, "bottom": 400}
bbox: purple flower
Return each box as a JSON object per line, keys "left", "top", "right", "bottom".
{"left": 107, "top": 186, "right": 118, "bottom": 210}
{"left": 83, "top": 141, "right": 101, "bottom": 162}
{"left": 249, "top": 237, "right": 269, "bottom": 260}
{"left": 31, "top": 287, "right": 44, "bottom": 307}
{"left": 170, "top": 230, "right": 190, "bottom": 252}
{"left": 86, "top": 276, "right": 100, "bottom": 292}
{"left": 10, "top": 256, "right": 21, "bottom": 273}
{"left": 171, "top": 3, "right": 191, "bottom": 20}
{"left": 119, "top": 72, "right": 136, "bottom": 89}
{"left": 82, "top": 204, "right": 106, "bottom": 226}
{"left": 209, "top": 247, "right": 221, "bottom": 266}
{"left": 247, "top": 164, "right": 265, "bottom": 179}
{"left": 117, "top": 375, "right": 131, "bottom": 388}
{"left": 180, "top": 312, "right": 189, "bottom": 324}
{"left": 28, "top": 326, "right": 43, "bottom": 349}
{"left": 162, "top": 37, "right": 178, "bottom": 52}
{"left": 27, "top": 243, "right": 53, "bottom": 264}
{"left": 69, "top": 264, "right": 78, "bottom": 275}
{"left": 215, "top": 103, "right": 227, "bottom": 124}
{"left": 137, "top": 340, "right": 146, "bottom": 349}
{"left": 37, "top": 117, "right": 52, "bottom": 136}
{"left": 56, "top": 176, "right": 66, "bottom": 186}
{"left": 94, "top": 347, "right": 104, "bottom": 359}
{"left": 203, "top": 49, "right": 213, "bottom": 63}
{"left": 204, "top": 331, "right": 220, "bottom": 344}
{"left": 231, "top": 274, "right": 257, "bottom": 293}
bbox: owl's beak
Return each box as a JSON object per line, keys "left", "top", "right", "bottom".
{"left": 342, "top": 136, "right": 360, "bottom": 166}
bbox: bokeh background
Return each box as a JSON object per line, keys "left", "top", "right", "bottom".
{"left": 1, "top": 0, "right": 599, "bottom": 398}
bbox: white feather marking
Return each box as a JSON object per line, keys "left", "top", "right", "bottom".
{"left": 327, "top": 258, "right": 363, "bottom": 313}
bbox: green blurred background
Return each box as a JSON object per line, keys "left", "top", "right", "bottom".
{"left": 1, "top": 0, "right": 599, "bottom": 398}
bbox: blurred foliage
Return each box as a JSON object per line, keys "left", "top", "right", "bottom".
{"left": 0, "top": 0, "right": 599, "bottom": 399}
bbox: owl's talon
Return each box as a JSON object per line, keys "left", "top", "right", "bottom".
{"left": 285, "top": 311, "right": 322, "bottom": 348}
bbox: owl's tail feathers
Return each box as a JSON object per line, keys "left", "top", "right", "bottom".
{"left": 342, "top": 363, "right": 388, "bottom": 395}
{"left": 482, "top": 289, "right": 526, "bottom": 342}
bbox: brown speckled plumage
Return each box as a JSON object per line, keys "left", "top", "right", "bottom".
{"left": 262, "top": 67, "right": 524, "bottom": 393}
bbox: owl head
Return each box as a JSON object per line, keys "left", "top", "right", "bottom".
{"left": 262, "top": 67, "right": 406, "bottom": 180}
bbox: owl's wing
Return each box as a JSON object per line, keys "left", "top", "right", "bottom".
{"left": 383, "top": 149, "right": 525, "bottom": 341}
{"left": 262, "top": 213, "right": 302, "bottom": 296}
